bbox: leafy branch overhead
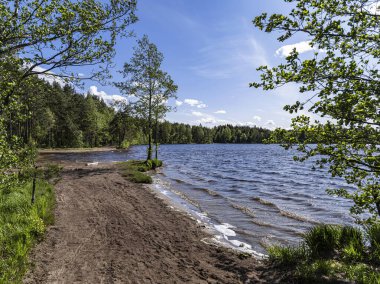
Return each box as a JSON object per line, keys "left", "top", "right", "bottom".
{"left": 0, "top": 0, "right": 137, "bottom": 82}
{"left": 0, "top": 0, "right": 137, "bottom": 192}
{"left": 252, "top": 0, "right": 380, "bottom": 222}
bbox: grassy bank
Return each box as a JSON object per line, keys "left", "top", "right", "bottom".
{"left": 268, "top": 224, "right": 380, "bottom": 283}
{"left": 118, "top": 159, "right": 163, "bottom": 184}
{"left": 0, "top": 179, "right": 55, "bottom": 283}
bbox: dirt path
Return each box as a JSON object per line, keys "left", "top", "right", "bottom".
{"left": 24, "top": 163, "right": 271, "bottom": 284}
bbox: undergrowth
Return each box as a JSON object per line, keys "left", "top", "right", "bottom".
{"left": 0, "top": 179, "right": 55, "bottom": 283}
{"left": 268, "top": 224, "right": 380, "bottom": 284}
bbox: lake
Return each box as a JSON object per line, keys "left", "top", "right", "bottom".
{"left": 42, "top": 144, "right": 355, "bottom": 255}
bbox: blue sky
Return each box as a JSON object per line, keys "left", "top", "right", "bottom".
{"left": 85, "top": 0, "right": 317, "bottom": 129}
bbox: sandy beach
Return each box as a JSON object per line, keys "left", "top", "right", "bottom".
{"left": 23, "top": 161, "right": 281, "bottom": 283}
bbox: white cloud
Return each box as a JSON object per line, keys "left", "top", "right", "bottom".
{"left": 31, "top": 66, "right": 66, "bottom": 86}
{"left": 266, "top": 120, "right": 276, "bottom": 130}
{"left": 367, "top": 2, "right": 380, "bottom": 14}
{"left": 197, "top": 117, "right": 217, "bottom": 124}
{"left": 191, "top": 111, "right": 204, "bottom": 117}
{"left": 237, "top": 121, "right": 256, "bottom": 127}
{"left": 253, "top": 115, "right": 262, "bottom": 122}
{"left": 214, "top": 110, "right": 226, "bottom": 114}
{"left": 188, "top": 110, "right": 230, "bottom": 125}
{"left": 276, "top": 41, "right": 318, "bottom": 57}
{"left": 184, "top": 98, "right": 207, "bottom": 108}
{"left": 88, "top": 86, "right": 127, "bottom": 106}
{"left": 175, "top": 100, "right": 183, "bottom": 106}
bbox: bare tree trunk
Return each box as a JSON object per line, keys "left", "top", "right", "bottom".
{"left": 147, "top": 89, "right": 153, "bottom": 161}
{"left": 155, "top": 114, "right": 158, "bottom": 160}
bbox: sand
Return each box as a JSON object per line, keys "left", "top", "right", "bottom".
{"left": 23, "top": 162, "right": 278, "bottom": 284}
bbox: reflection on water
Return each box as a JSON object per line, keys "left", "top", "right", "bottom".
{"left": 40, "top": 144, "right": 355, "bottom": 254}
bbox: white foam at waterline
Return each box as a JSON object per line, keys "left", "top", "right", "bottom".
{"left": 214, "top": 223, "right": 236, "bottom": 237}
{"left": 209, "top": 237, "right": 267, "bottom": 259}
{"left": 195, "top": 211, "right": 208, "bottom": 219}
{"left": 150, "top": 176, "right": 268, "bottom": 259}
{"left": 230, "top": 239, "right": 252, "bottom": 249}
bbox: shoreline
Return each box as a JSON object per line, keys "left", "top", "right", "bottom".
{"left": 24, "top": 161, "right": 278, "bottom": 283}
{"left": 38, "top": 146, "right": 120, "bottom": 154}
{"left": 149, "top": 174, "right": 267, "bottom": 258}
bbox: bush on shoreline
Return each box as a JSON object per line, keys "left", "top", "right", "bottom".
{"left": 0, "top": 180, "right": 55, "bottom": 283}
{"left": 268, "top": 224, "right": 380, "bottom": 283}
{"left": 118, "top": 159, "right": 163, "bottom": 184}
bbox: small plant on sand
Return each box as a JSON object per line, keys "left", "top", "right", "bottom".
{"left": 118, "top": 159, "right": 163, "bottom": 184}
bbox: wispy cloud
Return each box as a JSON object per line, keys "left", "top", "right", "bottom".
{"left": 253, "top": 115, "right": 262, "bottom": 122}
{"left": 214, "top": 110, "right": 226, "bottom": 114}
{"left": 190, "top": 35, "right": 269, "bottom": 79}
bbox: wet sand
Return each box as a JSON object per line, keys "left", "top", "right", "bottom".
{"left": 23, "top": 162, "right": 280, "bottom": 283}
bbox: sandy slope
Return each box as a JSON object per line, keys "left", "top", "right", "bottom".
{"left": 23, "top": 162, "right": 273, "bottom": 284}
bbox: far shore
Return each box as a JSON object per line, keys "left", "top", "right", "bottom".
{"left": 38, "top": 146, "right": 119, "bottom": 154}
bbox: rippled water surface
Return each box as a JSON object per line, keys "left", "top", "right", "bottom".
{"left": 42, "top": 144, "right": 356, "bottom": 254}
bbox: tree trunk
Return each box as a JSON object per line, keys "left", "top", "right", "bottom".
{"left": 147, "top": 90, "right": 152, "bottom": 161}
{"left": 155, "top": 114, "right": 158, "bottom": 160}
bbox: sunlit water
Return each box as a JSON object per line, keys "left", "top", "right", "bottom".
{"left": 41, "top": 144, "right": 355, "bottom": 255}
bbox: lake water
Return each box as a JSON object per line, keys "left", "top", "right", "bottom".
{"left": 42, "top": 144, "right": 356, "bottom": 255}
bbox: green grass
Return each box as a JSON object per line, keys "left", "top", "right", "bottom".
{"left": 118, "top": 159, "right": 163, "bottom": 184}
{"left": 0, "top": 180, "right": 55, "bottom": 283}
{"left": 267, "top": 224, "right": 380, "bottom": 284}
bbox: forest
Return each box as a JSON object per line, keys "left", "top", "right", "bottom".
{"left": 8, "top": 77, "right": 271, "bottom": 148}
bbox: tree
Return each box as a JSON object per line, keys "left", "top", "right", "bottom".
{"left": 252, "top": 0, "right": 380, "bottom": 222}
{"left": 0, "top": 0, "right": 137, "bottom": 190}
{"left": 116, "top": 35, "right": 177, "bottom": 161}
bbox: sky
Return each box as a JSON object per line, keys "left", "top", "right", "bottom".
{"left": 82, "top": 0, "right": 318, "bottom": 129}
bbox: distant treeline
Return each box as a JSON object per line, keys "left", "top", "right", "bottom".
{"left": 7, "top": 78, "right": 271, "bottom": 148}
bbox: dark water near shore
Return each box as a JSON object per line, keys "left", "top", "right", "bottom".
{"left": 42, "top": 144, "right": 356, "bottom": 255}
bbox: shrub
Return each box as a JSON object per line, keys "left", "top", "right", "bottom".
{"left": 304, "top": 224, "right": 341, "bottom": 259}
{"left": 118, "top": 160, "right": 155, "bottom": 184}
{"left": 42, "top": 163, "right": 62, "bottom": 181}
{"left": 342, "top": 263, "right": 380, "bottom": 284}
{"left": 340, "top": 226, "right": 364, "bottom": 262}
{"left": 151, "top": 159, "right": 163, "bottom": 169}
{"left": 297, "top": 260, "right": 341, "bottom": 283}
{"left": 145, "top": 159, "right": 153, "bottom": 170}
{"left": 268, "top": 244, "right": 308, "bottom": 266}
{"left": 267, "top": 224, "right": 380, "bottom": 283}
{"left": 128, "top": 171, "right": 152, "bottom": 184}
{"left": 367, "top": 223, "right": 380, "bottom": 263}
{"left": 119, "top": 140, "right": 130, "bottom": 149}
